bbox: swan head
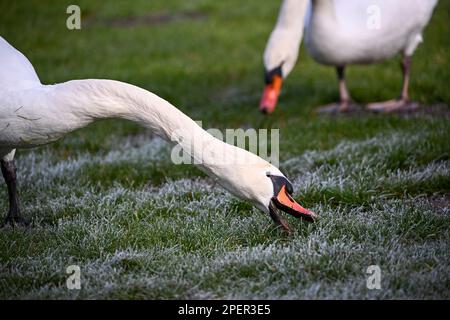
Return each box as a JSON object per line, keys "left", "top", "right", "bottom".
{"left": 219, "top": 162, "right": 318, "bottom": 233}
{"left": 259, "top": 65, "right": 283, "bottom": 115}
{"left": 259, "top": 30, "right": 299, "bottom": 114}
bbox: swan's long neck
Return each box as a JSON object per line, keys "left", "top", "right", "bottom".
{"left": 276, "top": 0, "right": 309, "bottom": 30}
{"left": 264, "top": 0, "right": 310, "bottom": 75}
{"left": 273, "top": 0, "right": 337, "bottom": 40}
{"left": 9, "top": 79, "right": 265, "bottom": 177}
{"left": 59, "top": 80, "right": 205, "bottom": 140}
{"left": 46, "top": 80, "right": 222, "bottom": 161}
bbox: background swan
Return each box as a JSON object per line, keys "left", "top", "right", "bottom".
{"left": 259, "top": 0, "right": 439, "bottom": 114}
{"left": 0, "top": 36, "right": 317, "bottom": 231}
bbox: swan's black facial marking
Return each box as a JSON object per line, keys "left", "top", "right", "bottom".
{"left": 265, "top": 174, "right": 295, "bottom": 233}
{"left": 264, "top": 64, "right": 283, "bottom": 84}
{"left": 266, "top": 174, "right": 293, "bottom": 196}
{"left": 266, "top": 173, "right": 317, "bottom": 232}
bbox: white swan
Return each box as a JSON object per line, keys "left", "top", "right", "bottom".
{"left": 0, "top": 36, "right": 317, "bottom": 232}
{"left": 259, "top": 0, "right": 438, "bottom": 114}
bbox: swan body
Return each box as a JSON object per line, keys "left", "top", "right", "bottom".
{"left": 304, "top": 0, "right": 437, "bottom": 66}
{"left": 260, "top": 0, "right": 438, "bottom": 113}
{"left": 0, "top": 36, "right": 316, "bottom": 230}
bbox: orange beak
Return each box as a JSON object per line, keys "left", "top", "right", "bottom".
{"left": 273, "top": 185, "right": 318, "bottom": 222}
{"left": 259, "top": 75, "right": 282, "bottom": 114}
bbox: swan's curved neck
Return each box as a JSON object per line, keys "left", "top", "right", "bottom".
{"left": 11, "top": 79, "right": 262, "bottom": 175}
{"left": 42, "top": 80, "right": 219, "bottom": 161}
{"left": 276, "top": 0, "right": 309, "bottom": 30}
{"left": 47, "top": 80, "right": 196, "bottom": 137}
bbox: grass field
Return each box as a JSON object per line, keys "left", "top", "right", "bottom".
{"left": 0, "top": 0, "right": 449, "bottom": 299}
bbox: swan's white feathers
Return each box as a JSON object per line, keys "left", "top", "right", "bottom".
{"left": 0, "top": 37, "right": 41, "bottom": 92}
{"left": 265, "top": 0, "right": 438, "bottom": 72}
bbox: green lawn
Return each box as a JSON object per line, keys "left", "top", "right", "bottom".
{"left": 0, "top": 0, "right": 449, "bottom": 299}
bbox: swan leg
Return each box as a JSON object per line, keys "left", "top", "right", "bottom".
{"left": 367, "top": 56, "right": 419, "bottom": 113}
{"left": 317, "top": 67, "right": 360, "bottom": 113}
{"left": 1, "top": 157, "right": 28, "bottom": 227}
